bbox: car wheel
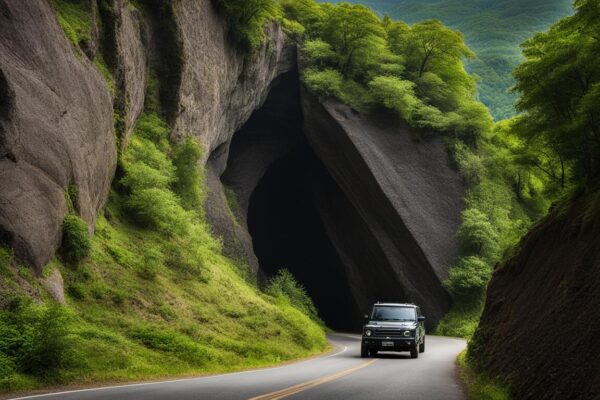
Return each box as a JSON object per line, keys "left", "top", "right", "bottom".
{"left": 370, "top": 349, "right": 378, "bottom": 357}
{"left": 361, "top": 343, "right": 368, "bottom": 358}
{"left": 410, "top": 344, "right": 419, "bottom": 359}
{"left": 419, "top": 337, "right": 425, "bottom": 353}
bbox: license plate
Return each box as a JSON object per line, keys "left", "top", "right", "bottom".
{"left": 382, "top": 341, "right": 394, "bottom": 347}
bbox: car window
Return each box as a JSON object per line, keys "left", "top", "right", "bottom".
{"left": 371, "top": 306, "right": 416, "bottom": 321}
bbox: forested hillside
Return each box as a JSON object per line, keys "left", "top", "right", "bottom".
{"left": 328, "top": 0, "right": 572, "bottom": 119}
{"left": 469, "top": 1, "right": 600, "bottom": 397}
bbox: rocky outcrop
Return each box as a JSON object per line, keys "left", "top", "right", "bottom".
{"left": 301, "top": 95, "right": 465, "bottom": 326}
{"left": 113, "top": 0, "right": 147, "bottom": 146}
{"left": 171, "top": 0, "right": 296, "bottom": 268}
{"left": 172, "top": 0, "right": 295, "bottom": 171}
{"left": 470, "top": 191, "right": 600, "bottom": 400}
{"left": 0, "top": 0, "right": 116, "bottom": 271}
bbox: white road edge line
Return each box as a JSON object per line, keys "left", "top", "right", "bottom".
{"left": 8, "top": 345, "right": 349, "bottom": 400}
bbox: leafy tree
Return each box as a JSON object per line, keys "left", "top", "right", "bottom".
{"left": 212, "top": 0, "right": 279, "bottom": 53}
{"left": 402, "top": 20, "right": 474, "bottom": 79}
{"left": 279, "top": 0, "right": 324, "bottom": 35}
{"left": 458, "top": 209, "right": 500, "bottom": 264}
{"left": 513, "top": 0, "right": 600, "bottom": 183}
{"left": 303, "top": 68, "right": 343, "bottom": 98}
{"left": 368, "top": 76, "right": 420, "bottom": 122}
{"left": 319, "top": 3, "right": 387, "bottom": 77}
{"left": 303, "top": 39, "right": 337, "bottom": 66}
{"left": 444, "top": 256, "right": 492, "bottom": 300}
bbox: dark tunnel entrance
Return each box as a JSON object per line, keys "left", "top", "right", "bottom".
{"left": 247, "top": 142, "right": 358, "bottom": 331}
{"left": 221, "top": 69, "right": 359, "bottom": 331}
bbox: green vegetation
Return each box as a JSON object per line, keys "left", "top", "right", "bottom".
{"left": 332, "top": 0, "right": 572, "bottom": 120}
{"left": 212, "top": 0, "right": 281, "bottom": 53}
{"left": 0, "top": 300, "right": 74, "bottom": 385}
{"left": 53, "top": 0, "right": 115, "bottom": 92}
{"left": 266, "top": 269, "right": 321, "bottom": 324}
{"left": 53, "top": 0, "right": 92, "bottom": 51}
{"left": 0, "top": 112, "right": 327, "bottom": 393}
{"left": 457, "top": 350, "right": 509, "bottom": 400}
{"left": 512, "top": 0, "right": 600, "bottom": 186}
{"left": 60, "top": 215, "right": 91, "bottom": 264}
{"left": 1, "top": 5, "right": 328, "bottom": 392}
{"left": 285, "top": 2, "right": 494, "bottom": 145}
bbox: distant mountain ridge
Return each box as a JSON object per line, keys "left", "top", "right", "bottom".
{"left": 326, "top": 0, "right": 572, "bottom": 119}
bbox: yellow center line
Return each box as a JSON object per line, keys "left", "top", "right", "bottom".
{"left": 248, "top": 359, "right": 378, "bottom": 400}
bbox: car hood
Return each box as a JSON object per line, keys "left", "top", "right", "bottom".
{"left": 364, "top": 321, "right": 417, "bottom": 329}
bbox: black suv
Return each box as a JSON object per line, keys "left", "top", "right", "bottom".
{"left": 361, "top": 303, "right": 426, "bottom": 359}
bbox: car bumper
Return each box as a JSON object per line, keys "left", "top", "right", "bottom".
{"left": 362, "top": 337, "right": 416, "bottom": 350}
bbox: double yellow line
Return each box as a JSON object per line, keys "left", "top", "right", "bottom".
{"left": 248, "top": 359, "right": 378, "bottom": 400}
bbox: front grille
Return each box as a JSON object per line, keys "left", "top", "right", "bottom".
{"left": 373, "top": 329, "right": 406, "bottom": 338}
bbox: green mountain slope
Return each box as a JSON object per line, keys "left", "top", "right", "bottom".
{"left": 327, "top": 0, "right": 572, "bottom": 119}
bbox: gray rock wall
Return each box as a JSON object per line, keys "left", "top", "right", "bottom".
{"left": 302, "top": 94, "right": 465, "bottom": 325}
{"left": 114, "top": 0, "right": 147, "bottom": 146}
{"left": 172, "top": 0, "right": 295, "bottom": 171}
{"left": 0, "top": 0, "right": 116, "bottom": 271}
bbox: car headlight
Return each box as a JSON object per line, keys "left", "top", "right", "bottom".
{"left": 403, "top": 330, "right": 411, "bottom": 337}
{"left": 365, "top": 329, "right": 372, "bottom": 337}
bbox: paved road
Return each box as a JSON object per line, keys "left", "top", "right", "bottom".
{"left": 10, "top": 334, "right": 466, "bottom": 400}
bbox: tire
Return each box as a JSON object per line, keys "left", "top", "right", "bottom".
{"left": 419, "top": 337, "right": 425, "bottom": 353}
{"left": 410, "top": 343, "right": 419, "bottom": 359}
{"left": 361, "top": 343, "right": 368, "bottom": 358}
{"left": 370, "top": 349, "right": 378, "bottom": 357}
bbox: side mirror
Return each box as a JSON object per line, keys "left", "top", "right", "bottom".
{"left": 418, "top": 316, "right": 426, "bottom": 322}
{"left": 363, "top": 314, "right": 369, "bottom": 321}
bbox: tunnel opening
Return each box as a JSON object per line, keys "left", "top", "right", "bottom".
{"left": 221, "top": 68, "right": 359, "bottom": 331}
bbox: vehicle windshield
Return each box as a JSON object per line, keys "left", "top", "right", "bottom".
{"left": 370, "top": 306, "right": 416, "bottom": 321}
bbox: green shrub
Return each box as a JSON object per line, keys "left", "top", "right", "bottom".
{"left": 303, "top": 68, "right": 343, "bottom": 98}
{"left": 0, "top": 246, "right": 13, "bottom": 273}
{"left": 132, "top": 113, "right": 170, "bottom": 152}
{"left": 172, "top": 137, "right": 204, "bottom": 211}
{"left": 458, "top": 208, "right": 500, "bottom": 263}
{"left": 126, "top": 188, "right": 190, "bottom": 236}
{"left": 303, "top": 39, "right": 337, "bottom": 66}
{"left": 60, "top": 214, "right": 91, "bottom": 263}
{"left": 368, "top": 75, "right": 420, "bottom": 121}
{"left": 266, "top": 269, "right": 320, "bottom": 323}
{"left": 0, "top": 300, "right": 74, "bottom": 380}
{"left": 120, "top": 161, "right": 174, "bottom": 192}
{"left": 0, "top": 354, "right": 15, "bottom": 379}
{"left": 444, "top": 256, "right": 492, "bottom": 300}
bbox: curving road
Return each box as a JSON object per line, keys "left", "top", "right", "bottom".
{"left": 10, "top": 334, "right": 466, "bottom": 400}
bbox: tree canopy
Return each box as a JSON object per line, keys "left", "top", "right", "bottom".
{"left": 512, "top": 0, "right": 600, "bottom": 183}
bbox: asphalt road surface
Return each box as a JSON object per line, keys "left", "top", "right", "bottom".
{"left": 10, "top": 334, "right": 466, "bottom": 400}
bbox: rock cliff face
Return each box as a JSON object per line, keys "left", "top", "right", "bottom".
{"left": 1, "top": 0, "right": 465, "bottom": 330}
{"left": 0, "top": 0, "right": 116, "bottom": 271}
{"left": 301, "top": 95, "right": 464, "bottom": 327}
{"left": 470, "top": 192, "right": 600, "bottom": 400}
{"left": 0, "top": 0, "right": 294, "bottom": 274}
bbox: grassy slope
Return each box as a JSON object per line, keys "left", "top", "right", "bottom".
{"left": 1, "top": 192, "right": 327, "bottom": 392}
{"left": 0, "top": 1, "right": 327, "bottom": 393}
{"left": 327, "top": 0, "right": 572, "bottom": 119}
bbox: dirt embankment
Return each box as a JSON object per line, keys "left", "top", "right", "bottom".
{"left": 470, "top": 189, "right": 600, "bottom": 400}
